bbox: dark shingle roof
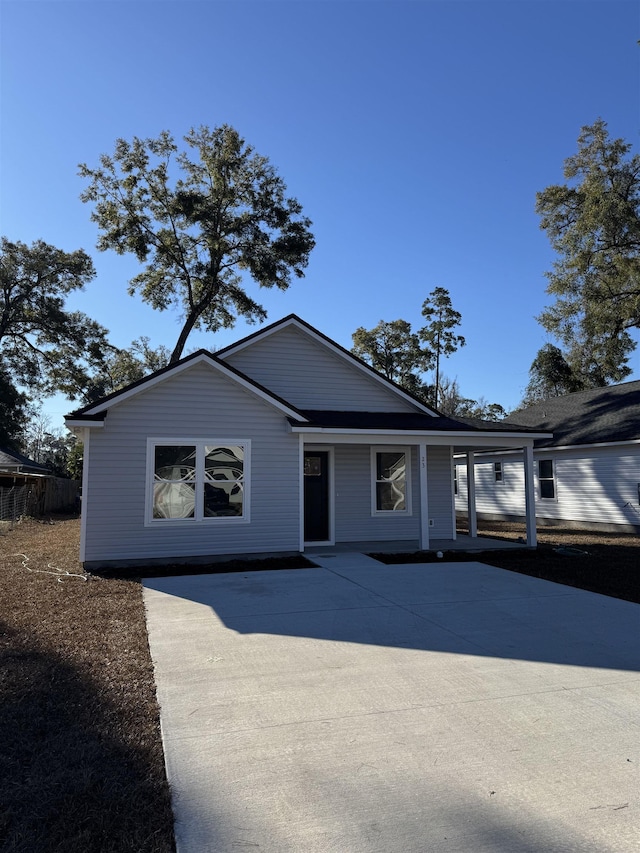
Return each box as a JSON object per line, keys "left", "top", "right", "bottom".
{"left": 505, "top": 381, "right": 640, "bottom": 447}
{"left": 0, "top": 447, "right": 49, "bottom": 473}
{"left": 292, "top": 410, "right": 544, "bottom": 434}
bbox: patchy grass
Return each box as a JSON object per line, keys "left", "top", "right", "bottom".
{"left": 0, "top": 516, "right": 175, "bottom": 853}
{"left": 372, "top": 520, "right": 640, "bottom": 604}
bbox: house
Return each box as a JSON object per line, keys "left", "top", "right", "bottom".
{"left": 65, "top": 315, "right": 550, "bottom": 569}
{"left": 454, "top": 381, "right": 640, "bottom": 533}
{"left": 0, "top": 447, "right": 50, "bottom": 479}
{"left": 0, "top": 446, "right": 79, "bottom": 519}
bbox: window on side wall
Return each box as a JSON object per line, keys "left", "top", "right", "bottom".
{"left": 538, "top": 458, "right": 555, "bottom": 499}
{"left": 494, "top": 462, "right": 503, "bottom": 483}
{"left": 371, "top": 447, "right": 412, "bottom": 515}
{"left": 147, "top": 439, "right": 249, "bottom": 523}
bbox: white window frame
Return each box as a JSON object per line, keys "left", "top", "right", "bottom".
{"left": 537, "top": 457, "right": 556, "bottom": 501}
{"left": 494, "top": 461, "right": 504, "bottom": 484}
{"left": 145, "top": 438, "right": 251, "bottom": 526}
{"left": 370, "top": 446, "right": 412, "bottom": 516}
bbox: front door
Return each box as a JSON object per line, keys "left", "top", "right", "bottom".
{"left": 304, "top": 450, "right": 330, "bottom": 542}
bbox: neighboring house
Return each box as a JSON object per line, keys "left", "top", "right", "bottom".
{"left": 0, "top": 447, "right": 50, "bottom": 479}
{"left": 455, "top": 381, "right": 640, "bottom": 533}
{"left": 65, "top": 315, "right": 549, "bottom": 569}
{"left": 0, "top": 447, "right": 80, "bottom": 517}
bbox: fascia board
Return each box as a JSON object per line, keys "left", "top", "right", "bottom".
{"left": 290, "top": 427, "right": 551, "bottom": 447}
{"left": 64, "top": 419, "right": 105, "bottom": 431}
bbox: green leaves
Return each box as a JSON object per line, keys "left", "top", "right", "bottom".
{"left": 80, "top": 125, "right": 315, "bottom": 362}
{"left": 0, "top": 238, "right": 111, "bottom": 400}
{"left": 536, "top": 119, "right": 640, "bottom": 385}
{"left": 352, "top": 319, "right": 433, "bottom": 395}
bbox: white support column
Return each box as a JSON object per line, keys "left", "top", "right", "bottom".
{"left": 298, "top": 434, "right": 305, "bottom": 552}
{"left": 450, "top": 447, "right": 457, "bottom": 541}
{"left": 466, "top": 451, "right": 477, "bottom": 538}
{"left": 419, "top": 443, "right": 430, "bottom": 550}
{"left": 523, "top": 443, "right": 537, "bottom": 548}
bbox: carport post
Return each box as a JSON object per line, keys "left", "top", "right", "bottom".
{"left": 419, "top": 442, "right": 430, "bottom": 550}
{"left": 523, "top": 443, "right": 537, "bottom": 548}
{"left": 466, "top": 451, "right": 477, "bottom": 538}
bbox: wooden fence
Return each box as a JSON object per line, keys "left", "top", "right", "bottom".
{"left": 0, "top": 477, "right": 80, "bottom": 520}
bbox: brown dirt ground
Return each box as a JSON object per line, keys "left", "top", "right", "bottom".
{"left": 0, "top": 516, "right": 175, "bottom": 853}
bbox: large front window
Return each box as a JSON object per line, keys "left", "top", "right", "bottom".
{"left": 372, "top": 447, "right": 411, "bottom": 514}
{"left": 148, "top": 439, "right": 249, "bottom": 522}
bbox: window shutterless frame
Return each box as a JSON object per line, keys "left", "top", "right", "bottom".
{"left": 538, "top": 458, "right": 555, "bottom": 500}
{"left": 370, "top": 446, "right": 412, "bottom": 516}
{"left": 145, "top": 438, "right": 251, "bottom": 525}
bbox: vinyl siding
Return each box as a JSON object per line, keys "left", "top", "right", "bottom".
{"left": 455, "top": 445, "right": 640, "bottom": 528}
{"left": 222, "top": 324, "right": 422, "bottom": 413}
{"left": 83, "top": 362, "right": 300, "bottom": 565}
{"left": 328, "top": 444, "right": 454, "bottom": 543}
{"left": 426, "top": 445, "right": 456, "bottom": 538}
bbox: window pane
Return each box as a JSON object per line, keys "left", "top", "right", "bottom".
{"left": 155, "top": 445, "right": 196, "bottom": 482}
{"left": 377, "top": 452, "right": 406, "bottom": 481}
{"left": 304, "top": 456, "right": 322, "bottom": 476}
{"left": 204, "top": 445, "right": 244, "bottom": 518}
{"left": 540, "top": 479, "right": 555, "bottom": 499}
{"left": 376, "top": 481, "right": 406, "bottom": 512}
{"left": 153, "top": 481, "right": 195, "bottom": 518}
{"left": 539, "top": 459, "right": 553, "bottom": 480}
{"left": 204, "top": 445, "right": 244, "bottom": 482}
{"left": 204, "top": 482, "right": 243, "bottom": 517}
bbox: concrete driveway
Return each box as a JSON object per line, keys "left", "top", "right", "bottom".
{"left": 143, "top": 554, "right": 640, "bottom": 853}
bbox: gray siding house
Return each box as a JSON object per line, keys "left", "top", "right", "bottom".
{"left": 455, "top": 381, "right": 640, "bottom": 533}
{"left": 66, "top": 316, "right": 548, "bottom": 569}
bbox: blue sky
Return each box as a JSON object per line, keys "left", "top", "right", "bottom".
{"left": 2, "top": 0, "right": 638, "bottom": 430}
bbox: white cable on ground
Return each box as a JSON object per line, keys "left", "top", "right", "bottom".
{"left": 6, "top": 552, "right": 88, "bottom": 582}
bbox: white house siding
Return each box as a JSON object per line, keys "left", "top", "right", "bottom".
{"left": 330, "top": 444, "right": 454, "bottom": 543}
{"left": 455, "top": 444, "right": 640, "bottom": 529}
{"left": 83, "top": 362, "right": 300, "bottom": 566}
{"left": 222, "top": 324, "right": 421, "bottom": 413}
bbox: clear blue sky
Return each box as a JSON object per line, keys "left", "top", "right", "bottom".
{"left": 2, "top": 0, "right": 639, "bottom": 430}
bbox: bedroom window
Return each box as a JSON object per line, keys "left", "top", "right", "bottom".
{"left": 538, "top": 459, "right": 555, "bottom": 499}
{"left": 494, "top": 462, "right": 503, "bottom": 483}
{"left": 371, "top": 447, "right": 411, "bottom": 514}
{"left": 148, "top": 439, "right": 249, "bottom": 522}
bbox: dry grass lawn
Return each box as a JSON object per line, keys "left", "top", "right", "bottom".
{"left": 0, "top": 516, "right": 175, "bottom": 853}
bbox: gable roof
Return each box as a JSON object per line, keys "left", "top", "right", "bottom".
{"left": 505, "top": 381, "right": 640, "bottom": 448}
{"left": 216, "top": 314, "right": 440, "bottom": 416}
{"left": 0, "top": 447, "right": 50, "bottom": 474}
{"left": 65, "top": 348, "right": 309, "bottom": 425}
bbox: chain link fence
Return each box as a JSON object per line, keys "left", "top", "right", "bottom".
{"left": 0, "top": 484, "right": 33, "bottom": 524}
{"left": 0, "top": 479, "right": 80, "bottom": 524}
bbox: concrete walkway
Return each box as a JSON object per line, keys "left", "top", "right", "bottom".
{"left": 143, "top": 556, "right": 640, "bottom": 853}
